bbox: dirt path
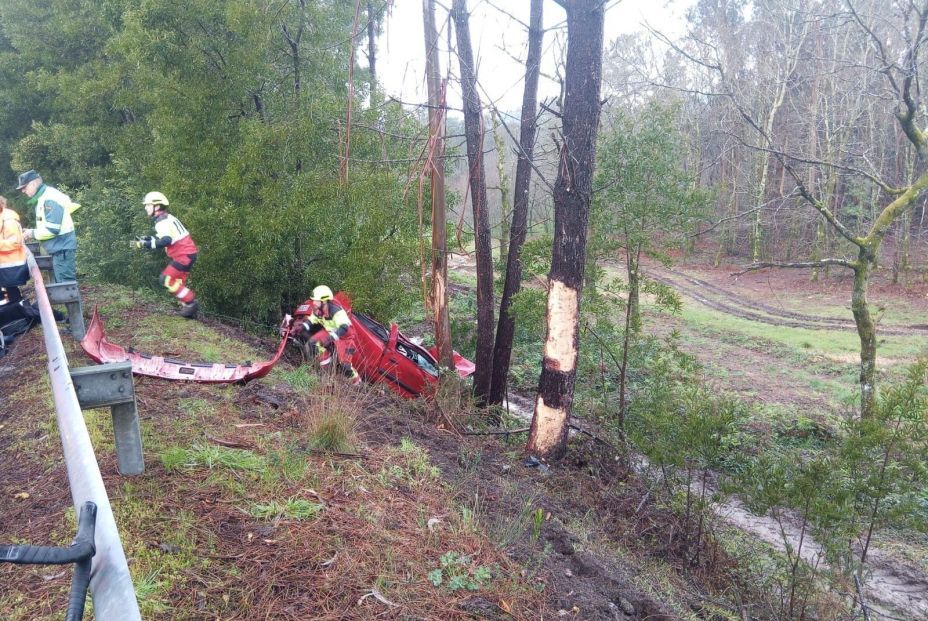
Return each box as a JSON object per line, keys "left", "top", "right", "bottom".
{"left": 719, "top": 493, "right": 928, "bottom": 619}
{"left": 502, "top": 395, "right": 928, "bottom": 620}
{"left": 643, "top": 264, "right": 928, "bottom": 336}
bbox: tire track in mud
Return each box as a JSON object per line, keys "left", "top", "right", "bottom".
{"left": 646, "top": 267, "right": 928, "bottom": 337}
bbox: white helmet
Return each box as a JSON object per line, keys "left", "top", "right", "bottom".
{"left": 143, "top": 191, "right": 169, "bottom": 207}
{"left": 311, "top": 285, "right": 334, "bottom": 302}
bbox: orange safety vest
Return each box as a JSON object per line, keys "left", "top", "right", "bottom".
{"left": 0, "top": 207, "right": 28, "bottom": 287}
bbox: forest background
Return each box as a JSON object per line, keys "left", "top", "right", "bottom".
{"left": 1, "top": 0, "right": 924, "bottom": 343}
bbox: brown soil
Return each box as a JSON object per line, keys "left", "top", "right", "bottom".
{"left": 5, "top": 257, "right": 927, "bottom": 620}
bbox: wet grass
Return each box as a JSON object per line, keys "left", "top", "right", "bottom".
{"left": 678, "top": 302, "right": 926, "bottom": 362}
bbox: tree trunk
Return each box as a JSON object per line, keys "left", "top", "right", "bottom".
{"left": 367, "top": 0, "right": 377, "bottom": 84}
{"left": 489, "top": 0, "right": 543, "bottom": 407}
{"left": 626, "top": 241, "right": 641, "bottom": 332}
{"left": 452, "top": 0, "right": 495, "bottom": 405}
{"left": 491, "top": 112, "right": 512, "bottom": 276}
{"left": 423, "top": 0, "right": 453, "bottom": 367}
{"left": 750, "top": 10, "right": 810, "bottom": 263}
{"left": 526, "top": 0, "right": 604, "bottom": 461}
{"left": 851, "top": 253, "right": 876, "bottom": 419}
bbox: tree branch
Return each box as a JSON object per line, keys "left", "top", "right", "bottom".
{"left": 716, "top": 129, "right": 906, "bottom": 196}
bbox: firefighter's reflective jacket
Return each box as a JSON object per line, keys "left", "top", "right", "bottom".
{"left": 305, "top": 302, "right": 352, "bottom": 338}
{"left": 0, "top": 207, "right": 27, "bottom": 288}
{"left": 152, "top": 212, "right": 198, "bottom": 261}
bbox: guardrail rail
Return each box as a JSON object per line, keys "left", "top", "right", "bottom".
{"left": 25, "top": 248, "right": 142, "bottom": 620}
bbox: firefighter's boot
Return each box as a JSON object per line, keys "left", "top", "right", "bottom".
{"left": 179, "top": 299, "right": 199, "bottom": 319}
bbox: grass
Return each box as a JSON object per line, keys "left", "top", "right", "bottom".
{"left": 133, "top": 314, "right": 261, "bottom": 363}
{"left": 678, "top": 302, "right": 926, "bottom": 361}
{"left": 160, "top": 444, "right": 267, "bottom": 472}
{"left": 249, "top": 497, "right": 323, "bottom": 521}
{"left": 639, "top": 298, "right": 924, "bottom": 410}
{"left": 273, "top": 365, "right": 316, "bottom": 391}
{"left": 53, "top": 285, "right": 545, "bottom": 616}
{"left": 377, "top": 437, "right": 442, "bottom": 489}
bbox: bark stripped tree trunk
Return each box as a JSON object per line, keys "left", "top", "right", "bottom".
{"left": 452, "top": 0, "right": 495, "bottom": 405}
{"left": 423, "top": 0, "right": 453, "bottom": 367}
{"left": 526, "top": 0, "right": 604, "bottom": 460}
{"left": 489, "top": 0, "right": 543, "bottom": 407}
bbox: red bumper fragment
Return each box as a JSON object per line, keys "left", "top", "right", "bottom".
{"left": 80, "top": 308, "right": 288, "bottom": 384}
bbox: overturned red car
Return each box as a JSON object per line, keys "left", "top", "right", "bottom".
{"left": 283, "top": 292, "right": 474, "bottom": 398}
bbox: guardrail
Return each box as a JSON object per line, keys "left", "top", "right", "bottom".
{"left": 26, "top": 248, "right": 142, "bottom": 620}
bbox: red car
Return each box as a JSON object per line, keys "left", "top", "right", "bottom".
{"left": 286, "top": 292, "right": 474, "bottom": 398}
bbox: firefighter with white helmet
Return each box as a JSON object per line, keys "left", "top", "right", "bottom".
{"left": 302, "top": 285, "right": 360, "bottom": 384}
{"left": 132, "top": 191, "right": 200, "bottom": 319}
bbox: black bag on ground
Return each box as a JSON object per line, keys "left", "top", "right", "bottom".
{"left": 0, "top": 301, "right": 53, "bottom": 356}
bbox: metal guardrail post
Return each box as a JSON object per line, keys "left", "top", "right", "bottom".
{"left": 47, "top": 281, "right": 86, "bottom": 340}
{"left": 70, "top": 362, "right": 144, "bottom": 476}
{"left": 25, "top": 249, "right": 142, "bottom": 621}
{"left": 25, "top": 242, "right": 54, "bottom": 282}
{"left": 25, "top": 241, "right": 85, "bottom": 340}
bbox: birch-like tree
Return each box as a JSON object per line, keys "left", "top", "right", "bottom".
{"left": 669, "top": 0, "right": 928, "bottom": 418}
{"left": 422, "top": 0, "right": 453, "bottom": 367}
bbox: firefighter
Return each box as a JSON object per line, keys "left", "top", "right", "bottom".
{"left": 302, "top": 285, "right": 360, "bottom": 385}
{"left": 133, "top": 191, "right": 199, "bottom": 319}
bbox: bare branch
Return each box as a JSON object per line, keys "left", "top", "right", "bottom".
{"left": 716, "top": 129, "right": 907, "bottom": 196}
{"left": 690, "top": 207, "right": 761, "bottom": 238}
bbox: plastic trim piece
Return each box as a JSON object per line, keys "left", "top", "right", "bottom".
{"left": 80, "top": 308, "right": 288, "bottom": 384}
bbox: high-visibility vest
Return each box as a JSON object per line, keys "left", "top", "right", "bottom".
{"left": 0, "top": 208, "right": 26, "bottom": 269}
{"left": 305, "top": 302, "right": 352, "bottom": 336}
{"left": 33, "top": 186, "right": 76, "bottom": 241}
{"left": 152, "top": 212, "right": 197, "bottom": 261}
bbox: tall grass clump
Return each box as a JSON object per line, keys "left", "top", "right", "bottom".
{"left": 299, "top": 376, "right": 366, "bottom": 453}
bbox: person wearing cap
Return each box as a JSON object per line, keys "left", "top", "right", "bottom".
{"left": 0, "top": 195, "right": 29, "bottom": 306}
{"left": 16, "top": 170, "right": 78, "bottom": 283}
{"left": 132, "top": 191, "right": 200, "bottom": 319}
